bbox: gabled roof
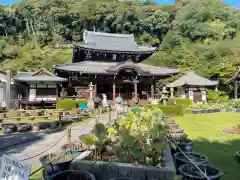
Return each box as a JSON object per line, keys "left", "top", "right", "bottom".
{"left": 167, "top": 71, "right": 218, "bottom": 87}
{"left": 14, "top": 68, "right": 67, "bottom": 82}
{"left": 54, "top": 61, "right": 179, "bottom": 76}
{"left": 74, "top": 30, "right": 157, "bottom": 54}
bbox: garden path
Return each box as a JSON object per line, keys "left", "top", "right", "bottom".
{"left": 0, "top": 111, "right": 119, "bottom": 165}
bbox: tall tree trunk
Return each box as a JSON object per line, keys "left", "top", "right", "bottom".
{"left": 25, "top": 18, "right": 31, "bottom": 36}
{"left": 30, "top": 19, "right": 35, "bottom": 35}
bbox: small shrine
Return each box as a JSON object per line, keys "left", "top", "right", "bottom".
{"left": 167, "top": 71, "right": 218, "bottom": 102}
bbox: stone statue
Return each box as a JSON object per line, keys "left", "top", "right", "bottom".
{"left": 102, "top": 93, "right": 109, "bottom": 107}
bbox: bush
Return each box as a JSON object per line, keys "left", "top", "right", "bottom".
{"left": 207, "top": 90, "right": 229, "bottom": 102}
{"left": 175, "top": 98, "right": 192, "bottom": 106}
{"left": 148, "top": 104, "right": 184, "bottom": 117}
{"left": 56, "top": 99, "right": 88, "bottom": 109}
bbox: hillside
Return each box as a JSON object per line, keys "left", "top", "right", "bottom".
{"left": 0, "top": 0, "right": 240, "bottom": 97}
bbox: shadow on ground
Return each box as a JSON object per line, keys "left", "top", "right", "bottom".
{"left": 0, "top": 126, "right": 66, "bottom": 156}
{"left": 192, "top": 138, "right": 240, "bottom": 180}
{"left": 0, "top": 132, "right": 44, "bottom": 155}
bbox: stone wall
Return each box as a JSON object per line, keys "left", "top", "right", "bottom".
{"left": 70, "top": 145, "right": 176, "bottom": 180}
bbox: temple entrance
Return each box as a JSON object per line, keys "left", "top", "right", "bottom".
{"left": 116, "top": 83, "right": 134, "bottom": 100}
{"left": 95, "top": 68, "right": 155, "bottom": 101}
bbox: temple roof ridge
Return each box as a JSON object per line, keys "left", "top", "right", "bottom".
{"left": 83, "top": 30, "right": 134, "bottom": 38}
{"left": 167, "top": 71, "right": 218, "bottom": 87}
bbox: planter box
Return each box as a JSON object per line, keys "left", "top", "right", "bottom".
{"left": 202, "top": 109, "right": 209, "bottom": 114}
{"left": 213, "top": 109, "right": 221, "bottom": 113}
{"left": 192, "top": 110, "right": 202, "bottom": 114}
{"left": 70, "top": 145, "right": 176, "bottom": 180}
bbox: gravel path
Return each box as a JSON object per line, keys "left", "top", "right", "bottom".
{"left": 0, "top": 112, "right": 118, "bottom": 165}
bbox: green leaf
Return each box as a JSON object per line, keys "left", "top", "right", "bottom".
{"left": 83, "top": 135, "right": 94, "bottom": 147}
{"left": 94, "top": 123, "right": 106, "bottom": 139}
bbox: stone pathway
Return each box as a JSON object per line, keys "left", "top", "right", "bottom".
{"left": 0, "top": 112, "right": 118, "bottom": 165}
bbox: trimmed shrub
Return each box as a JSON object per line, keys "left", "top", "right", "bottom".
{"left": 56, "top": 99, "right": 88, "bottom": 109}
{"left": 148, "top": 104, "right": 184, "bottom": 117}
{"left": 175, "top": 98, "right": 192, "bottom": 106}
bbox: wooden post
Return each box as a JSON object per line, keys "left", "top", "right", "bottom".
{"left": 151, "top": 84, "right": 154, "bottom": 99}
{"left": 109, "top": 111, "right": 111, "bottom": 124}
{"left": 112, "top": 82, "right": 116, "bottom": 101}
{"left": 234, "top": 81, "right": 238, "bottom": 99}
{"left": 6, "top": 70, "right": 11, "bottom": 110}
{"left": 134, "top": 80, "right": 138, "bottom": 101}
{"left": 67, "top": 127, "right": 72, "bottom": 144}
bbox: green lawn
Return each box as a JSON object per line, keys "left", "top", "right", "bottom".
{"left": 176, "top": 112, "right": 240, "bottom": 180}
{"left": 30, "top": 166, "right": 43, "bottom": 180}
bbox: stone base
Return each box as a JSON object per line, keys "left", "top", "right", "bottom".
{"left": 70, "top": 145, "right": 176, "bottom": 180}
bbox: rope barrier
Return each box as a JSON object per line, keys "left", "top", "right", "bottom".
{"left": 20, "top": 130, "right": 68, "bottom": 161}
{"left": 166, "top": 131, "right": 211, "bottom": 180}
{"left": 29, "top": 149, "right": 72, "bottom": 177}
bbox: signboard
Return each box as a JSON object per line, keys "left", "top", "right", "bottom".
{"left": 0, "top": 155, "right": 30, "bottom": 180}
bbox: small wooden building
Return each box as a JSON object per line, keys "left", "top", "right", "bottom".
{"left": 167, "top": 72, "right": 218, "bottom": 102}
{"left": 54, "top": 30, "right": 179, "bottom": 103}
{"left": 13, "top": 68, "right": 67, "bottom": 109}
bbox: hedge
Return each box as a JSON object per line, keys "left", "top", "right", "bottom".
{"left": 148, "top": 104, "right": 184, "bottom": 117}
{"left": 175, "top": 98, "right": 192, "bottom": 106}
{"left": 56, "top": 99, "right": 88, "bottom": 109}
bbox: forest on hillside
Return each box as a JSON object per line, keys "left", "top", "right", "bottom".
{"left": 0, "top": 0, "right": 240, "bottom": 98}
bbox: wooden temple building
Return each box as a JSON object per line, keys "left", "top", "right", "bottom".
{"left": 53, "top": 30, "right": 179, "bottom": 104}
{"left": 10, "top": 30, "right": 181, "bottom": 108}
{"left": 167, "top": 72, "right": 218, "bottom": 102}
{"left": 13, "top": 69, "right": 67, "bottom": 108}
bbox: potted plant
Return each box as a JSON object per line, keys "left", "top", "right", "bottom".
{"left": 17, "top": 123, "right": 31, "bottom": 133}
{"left": 73, "top": 107, "right": 175, "bottom": 179}
{"left": 174, "top": 152, "right": 208, "bottom": 170}
{"left": 61, "top": 143, "right": 86, "bottom": 158}
{"left": 47, "top": 170, "right": 95, "bottom": 180}
{"left": 236, "top": 151, "right": 240, "bottom": 163}
{"left": 178, "top": 164, "right": 223, "bottom": 180}
{"left": 39, "top": 153, "right": 73, "bottom": 179}
{"left": 2, "top": 124, "right": 17, "bottom": 134}
{"left": 176, "top": 134, "right": 193, "bottom": 153}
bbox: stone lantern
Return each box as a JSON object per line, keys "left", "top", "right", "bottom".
{"left": 88, "top": 82, "right": 94, "bottom": 109}
{"left": 161, "top": 86, "right": 169, "bottom": 106}
{"left": 170, "top": 87, "right": 174, "bottom": 98}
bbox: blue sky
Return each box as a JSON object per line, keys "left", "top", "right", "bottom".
{"left": 0, "top": 0, "right": 239, "bottom": 8}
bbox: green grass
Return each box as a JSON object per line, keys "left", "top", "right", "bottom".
{"left": 176, "top": 112, "right": 240, "bottom": 180}
{"left": 30, "top": 166, "right": 43, "bottom": 180}
{"left": 0, "top": 130, "right": 2, "bottom": 135}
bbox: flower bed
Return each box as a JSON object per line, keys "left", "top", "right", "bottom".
{"left": 71, "top": 107, "right": 176, "bottom": 180}
{"left": 191, "top": 108, "right": 240, "bottom": 114}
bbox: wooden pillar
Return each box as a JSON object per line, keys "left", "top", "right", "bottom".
{"left": 56, "top": 83, "right": 59, "bottom": 98}
{"left": 6, "top": 70, "right": 11, "bottom": 110}
{"left": 134, "top": 80, "right": 138, "bottom": 100}
{"left": 94, "top": 84, "right": 97, "bottom": 97}
{"left": 151, "top": 84, "right": 154, "bottom": 99}
{"left": 112, "top": 82, "right": 116, "bottom": 101}
{"left": 234, "top": 81, "right": 238, "bottom": 99}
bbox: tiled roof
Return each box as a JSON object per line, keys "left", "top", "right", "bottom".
{"left": 167, "top": 71, "right": 218, "bottom": 87}
{"left": 14, "top": 69, "right": 67, "bottom": 82}
{"left": 14, "top": 76, "right": 67, "bottom": 82}
{"left": 54, "top": 61, "right": 179, "bottom": 76}
{"left": 74, "top": 30, "right": 157, "bottom": 53}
